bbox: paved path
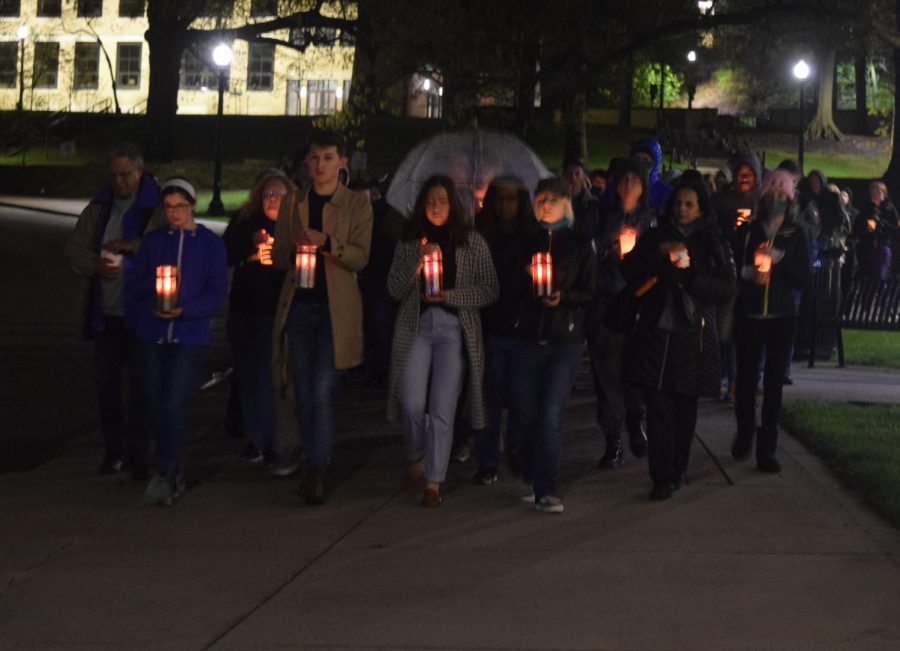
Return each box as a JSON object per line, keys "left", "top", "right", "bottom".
{"left": 1, "top": 196, "right": 898, "bottom": 649}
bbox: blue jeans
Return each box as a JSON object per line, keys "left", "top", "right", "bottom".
{"left": 94, "top": 316, "right": 147, "bottom": 465}
{"left": 139, "top": 341, "right": 206, "bottom": 482}
{"left": 517, "top": 340, "right": 584, "bottom": 501}
{"left": 227, "top": 312, "right": 279, "bottom": 454}
{"left": 474, "top": 334, "right": 527, "bottom": 469}
{"left": 401, "top": 307, "right": 465, "bottom": 483}
{"left": 286, "top": 301, "right": 340, "bottom": 470}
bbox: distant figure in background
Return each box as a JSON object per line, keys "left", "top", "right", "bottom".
{"left": 589, "top": 169, "right": 608, "bottom": 197}
{"left": 562, "top": 157, "right": 600, "bottom": 237}
{"left": 712, "top": 152, "right": 761, "bottom": 237}
{"left": 131, "top": 178, "right": 228, "bottom": 505}
{"left": 630, "top": 138, "right": 673, "bottom": 216}
{"left": 64, "top": 143, "right": 164, "bottom": 479}
{"left": 854, "top": 181, "right": 899, "bottom": 284}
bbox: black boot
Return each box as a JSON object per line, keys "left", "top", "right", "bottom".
{"left": 597, "top": 436, "right": 624, "bottom": 469}
{"left": 626, "top": 419, "right": 648, "bottom": 458}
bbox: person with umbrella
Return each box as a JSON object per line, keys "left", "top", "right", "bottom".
{"left": 386, "top": 175, "right": 498, "bottom": 507}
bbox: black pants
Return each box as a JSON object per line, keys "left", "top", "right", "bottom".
{"left": 644, "top": 388, "right": 698, "bottom": 485}
{"left": 586, "top": 321, "right": 644, "bottom": 438}
{"left": 734, "top": 316, "right": 797, "bottom": 461}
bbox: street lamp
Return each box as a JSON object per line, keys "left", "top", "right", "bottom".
{"left": 793, "top": 58, "right": 811, "bottom": 176}
{"left": 686, "top": 51, "right": 697, "bottom": 109}
{"left": 687, "top": 50, "right": 697, "bottom": 63}
{"left": 16, "top": 25, "right": 29, "bottom": 112}
{"left": 208, "top": 43, "right": 233, "bottom": 215}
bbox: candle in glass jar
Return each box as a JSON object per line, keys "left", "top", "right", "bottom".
{"left": 295, "top": 244, "right": 317, "bottom": 288}
{"left": 422, "top": 248, "right": 443, "bottom": 297}
{"left": 619, "top": 227, "right": 637, "bottom": 258}
{"left": 532, "top": 252, "right": 553, "bottom": 297}
{"left": 155, "top": 265, "right": 178, "bottom": 312}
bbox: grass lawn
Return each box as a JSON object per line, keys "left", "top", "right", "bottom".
{"left": 781, "top": 401, "right": 900, "bottom": 528}
{"left": 841, "top": 330, "right": 900, "bottom": 369}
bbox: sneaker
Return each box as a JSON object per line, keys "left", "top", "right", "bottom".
{"left": 239, "top": 444, "right": 264, "bottom": 464}
{"left": 267, "top": 448, "right": 301, "bottom": 477}
{"left": 535, "top": 495, "right": 564, "bottom": 513}
{"left": 142, "top": 475, "right": 174, "bottom": 507}
{"left": 756, "top": 456, "right": 782, "bottom": 473}
{"left": 99, "top": 454, "right": 124, "bottom": 475}
{"left": 472, "top": 467, "right": 499, "bottom": 485}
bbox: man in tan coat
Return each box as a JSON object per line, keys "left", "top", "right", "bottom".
{"left": 273, "top": 130, "right": 373, "bottom": 504}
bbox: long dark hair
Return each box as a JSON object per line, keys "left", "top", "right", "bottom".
{"left": 665, "top": 178, "right": 713, "bottom": 224}
{"left": 403, "top": 175, "right": 470, "bottom": 245}
{"left": 475, "top": 175, "right": 537, "bottom": 245}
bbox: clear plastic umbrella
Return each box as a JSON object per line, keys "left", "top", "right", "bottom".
{"left": 386, "top": 129, "right": 553, "bottom": 218}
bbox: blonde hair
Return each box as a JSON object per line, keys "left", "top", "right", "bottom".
{"left": 869, "top": 180, "right": 888, "bottom": 198}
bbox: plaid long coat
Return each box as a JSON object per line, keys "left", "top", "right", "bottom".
{"left": 386, "top": 231, "right": 499, "bottom": 429}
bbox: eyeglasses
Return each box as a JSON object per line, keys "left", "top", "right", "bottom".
{"left": 163, "top": 203, "right": 192, "bottom": 213}
{"left": 263, "top": 190, "right": 286, "bottom": 199}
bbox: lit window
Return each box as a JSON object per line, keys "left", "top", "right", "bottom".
{"left": 116, "top": 43, "right": 142, "bottom": 88}
{"left": 307, "top": 80, "right": 336, "bottom": 115}
{"left": 33, "top": 42, "right": 60, "bottom": 88}
{"left": 74, "top": 42, "right": 100, "bottom": 89}
{"left": 180, "top": 48, "right": 220, "bottom": 90}
{"left": 247, "top": 43, "right": 274, "bottom": 91}
{"left": 0, "top": 43, "right": 16, "bottom": 87}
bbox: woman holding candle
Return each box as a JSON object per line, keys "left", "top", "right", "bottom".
{"left": 731, "top": 170, "right": 810, "bottom": 473}
{"left": 853, "top": 181, "right": 899, "bottom": 284}
{"left": 387, "top": 175, "right": 498, "bottom": 507}
{"left": 616, "top": 179, "right": 735, "bottom": 500}
{"left": 472, "top": 176, "right": 538, "bottom": 484}
{"left": 591, "top": 159, "right": 654, "bottom": 469}
{"left": 131, "top": 178, "right": 228, "bottom": 505}
{"left": 223, "top": 169, "right": 298, "bottom": 470}
{"left": 513, "top": 176, "right": 596, "bottom": 513}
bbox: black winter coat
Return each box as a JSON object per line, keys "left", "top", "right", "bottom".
{"left": 512, "top": 227, "right": 597, "bottom": 344}
{"left": 733, "top": 215, "right": 810, "bottom": 319}
{"left": 619, "top": 216, "right": 735, "bottom": 398}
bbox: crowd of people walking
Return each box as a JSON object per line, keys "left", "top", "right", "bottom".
{"left": 65, "top": 128, "right": 897, "bottom": 511}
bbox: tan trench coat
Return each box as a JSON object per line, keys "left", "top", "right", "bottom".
{"left": 272, "top": 183, "right": 373, "bottom": 370}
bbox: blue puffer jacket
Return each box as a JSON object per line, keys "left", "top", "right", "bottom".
{"left": 630, "top": 138, "right": 673, "bottom": 215}
{"left": 130, "top": 224, "right": 228, "bottom": 345}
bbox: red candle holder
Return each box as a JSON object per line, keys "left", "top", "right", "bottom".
{"left": 295, "top": 244, "right": 318, "bottom": 288}
{"left": 422, "top": 248, "right": 443, "bottom": 297}
{"left": 532, "top": 252, "right": 553, "bottom": 297}
{"left": 155, "top": 265, "right": 178, "bottom": 312}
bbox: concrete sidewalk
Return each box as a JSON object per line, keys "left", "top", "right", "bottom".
{"left": 1, "top": 365, "right": 899, "bottom": 650}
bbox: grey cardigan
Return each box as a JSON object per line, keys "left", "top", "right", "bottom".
{"left": 386, "top": 231, "right": 499, "bottom": 429}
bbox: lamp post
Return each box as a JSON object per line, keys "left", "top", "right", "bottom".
{"left": 16, "top": 25, "right": 29, "bottom": 112}
{"left": 208, "top": 43, "right": 232, "bottom": 215}
{"left": 686, "top": 51, "right": 697, "bottom": 110}
{"left": 793, "top": 59, "right": 810, "bottom": 176}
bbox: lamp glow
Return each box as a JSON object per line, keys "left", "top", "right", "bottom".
{"left": 212, "top": 43, "right": 233, "bottom": 68}
{"left": 793, "top": 59, "right": 810, "bottom": 80}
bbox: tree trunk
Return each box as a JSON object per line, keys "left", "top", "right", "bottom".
{"left": 562, "top": 87, "right": 587, "bottom": 162}
{"left": 806, "top": 48, "right": 844, "bottom": 140}
{"left": 513, "top": 48, "right": 537, "bottom": 137}
{"left": 144, "top": 5, "right": 189, "bottom": 162}
{"left": 855, "top": 52, "right": 868, "bottom": 133}
{"left": 617, "top": 55, "right": 634, "bottom": 128}
{"left": 345, "top": 0, "right": 380, "bottom": 152}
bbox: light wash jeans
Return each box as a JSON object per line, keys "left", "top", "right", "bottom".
{"left": 401, "top": 307, "right": 465, "bottom": 483}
